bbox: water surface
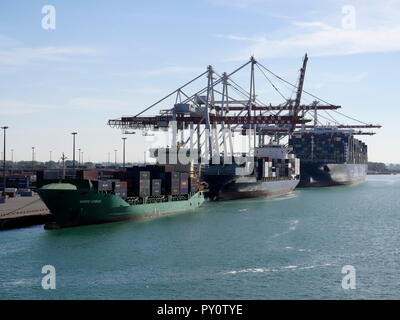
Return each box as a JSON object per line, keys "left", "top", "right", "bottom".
{"left": 1, "top": 175, "right": 399, "bottom": 299}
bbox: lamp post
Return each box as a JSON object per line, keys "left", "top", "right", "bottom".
{"left": 11, "top": 149, "right": 13, "bottom": 163}
{"left": 1, "top": 126, "right": 8, "bottom": 196}
{"left": 114, "top": 150, "right": 117, "bottom": 167}
{"left": 78, "top": 148, "right": 81, "bottom": 166}
{"left": 108, "top": 152, "right": 110, "bottom": 167}
{"left": 31, "top": 147, "right": 35, "bottom": 173}
{"left": 122, "top": 138, "right": 127, "bottom": 168}
{"left": 71, "top": 132, "right": 77, "bottom": 173}
{"left": 49, "top": 150, "right": 52, "bottom": 162}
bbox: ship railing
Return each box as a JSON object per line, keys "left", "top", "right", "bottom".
{"left": 171, "top": 194, "right": 189, "bottom": 201}
{"left": 125, "top": 194, "right": 190, "bottom": 205}
{"left": 261, "top": 176, "right": 297, "bottom": 182}
{"left": 300, "top": 158, "right": 346, "bottom": 163}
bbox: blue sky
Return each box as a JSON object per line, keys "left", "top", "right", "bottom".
{"left": 0, "top": 0, "right": 399, "bottom": 163}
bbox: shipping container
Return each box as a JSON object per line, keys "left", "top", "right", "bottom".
{"left": 139, "top": 172, "right": 151, "bottom": 197}
{"left": 76, "top": 170, "right": 98, "bottom": 180}
{"left": 179, "top": 172, "right": 189, "bottom": 195}
{"left": 115, "top": 190, "right": 128, "bottom": 198}
{"left": 43, "top": 170, "right": 62, "bottom": 180}
{"left": 111, "top": 180, "right": 121, "bottom": 191}
{"left": 119, "top": 181, "right": 127, "bottom": 190}
{"left": 189, "top": 176, "right": 199, "bottom": 193}
{"left": 152, "top": 179, "right": 162, "bottom": 196}
{"left": 170, "top": 172, "right": 180, "bottom": 195}
{"left": 95, "top": 180, "right": 112, "bottom": 191}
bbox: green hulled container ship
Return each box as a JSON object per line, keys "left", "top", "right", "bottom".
{"left": 36, "top": 165, "right": 205, "bottom": 229}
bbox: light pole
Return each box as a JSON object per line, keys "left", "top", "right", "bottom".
{"left": 114, "top": 150, "right": 117, "bottom": 167}
{"left": 122, "top": 138, "right": 127, "bottom": 168}
{"left": 31, "top": 147, "right": 35, "bottom": 173}
{"left": 10, "top": 148, "right": 13, "bottom": 170}
{"left": 78, "top": 148, "right": 81, "bottom": 166}
{"left": 71, "top": 132, "right": 77, "bottom": 173}
{"left": 49, "top": 150, "right": 52, "bottom": 162}
{"left": 1, "top": 126, "right": 8, "bottom": 196}
{"left": 61, "top": 153, "right": 67, "bottom": 179}
{"left": 108, "top": 152, "right": 110, "bottom": 167}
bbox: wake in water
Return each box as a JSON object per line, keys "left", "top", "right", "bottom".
{"left": 0, "top": 277, "right": 39, "bottom": 288}
{"left": 270, "top": 192, "right": 299, "bottom": 202}
{"left": 219, "top": 192, "right": 300, "bottom": 207}
{"left": 285, "top": 246, "right": 312, "bottom": 252}
{"left": 221, "top": 263, "right": 333, "bottom": 275}
{"left": 272, "top": 219, "right": 299, "bottom": 238}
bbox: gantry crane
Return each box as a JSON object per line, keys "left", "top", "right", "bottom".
{"left": 108, "top": 55, "right": 381, "bottom": 165}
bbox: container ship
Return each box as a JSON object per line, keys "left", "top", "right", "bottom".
{"left": 289, "top": 128, "right": 368, "bottom": 187}
{"left": 203, "top": 145, "right": 300, "bottom": 200}
{"left": 36, "top": 165, "right": 204, "bottom": 229}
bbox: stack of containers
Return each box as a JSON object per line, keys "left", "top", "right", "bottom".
{"left": 151, "top": 179, "right": 162, "bottom": 196}
{"left": 170, "top": 172, "right": 180, "bottom": 195}
{"left": 96, "top": 180, "right": 112, "bottom": 192}
{"left": 189, "top": 176, "right": 199, "bottom": 193}
{"left": 256, "top": 158, "right": 265, "bottom": 179}
{"left": 264, "top": 157, "right": 273, "bottom": 178}
{"left": 3, "top": 175, "right": 30, "bottom": 189}
{"left": 76, "top": 170, "right": 99, "bottom": 180}
{"left": 99, "top": 170, "right": 117, "bottom": 180}
{"left": 36, "top": 170, "right": 62, "bottom": 182}
{"left": 271, "top": 167, "right": 277, "bottom": 178}
{"left": 352, "top": 138, "right": 368, "bottom": 164}
{"left": 179, "top": 173, "right": 189, "bottom": 195}
{"left": 20, "top": 189, "right": 33, "bottom": 197}
{"left": 295, "top": 158, "right": 300, "bottom": 175}
{"left": 290, "top": 133, "right": 349, "bottom": 163}
{"left": 5, "top": 188, "right": 17, "bottom": 197}
{"left": 139, "top": 171, "right": 151, "bottom": 197}
{"left": 112, "top": 180, "right": 128, "bottom": 198}
{"left": 125, "top": 164, "right": 194, "bottom": 197}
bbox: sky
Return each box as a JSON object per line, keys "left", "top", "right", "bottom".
{"left": 0, "top": 0, "right": 399, "bottom": 163}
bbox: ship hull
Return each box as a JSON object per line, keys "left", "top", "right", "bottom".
{"left": 298, "top": 163, "right": 367, "bottom": 187}
{"left": 37, "top": 185, "right": 205, "bottom": 229}
{"left": 204, "top": 174, "right": 299, "bottom": 201}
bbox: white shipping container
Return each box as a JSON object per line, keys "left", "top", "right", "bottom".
{"left": 5, "top": 188, "right": 17, "bottom": 193}
{"left": 295, "top": 158, "right": 300, "bottom": 175}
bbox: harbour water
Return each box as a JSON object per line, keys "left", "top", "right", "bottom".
{"left": 1, "top": 175, "right": 399, "bottom": 299}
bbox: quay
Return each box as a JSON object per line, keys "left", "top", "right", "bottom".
{"left": 0, "top": 194, "right": 52, "bottom": 231}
